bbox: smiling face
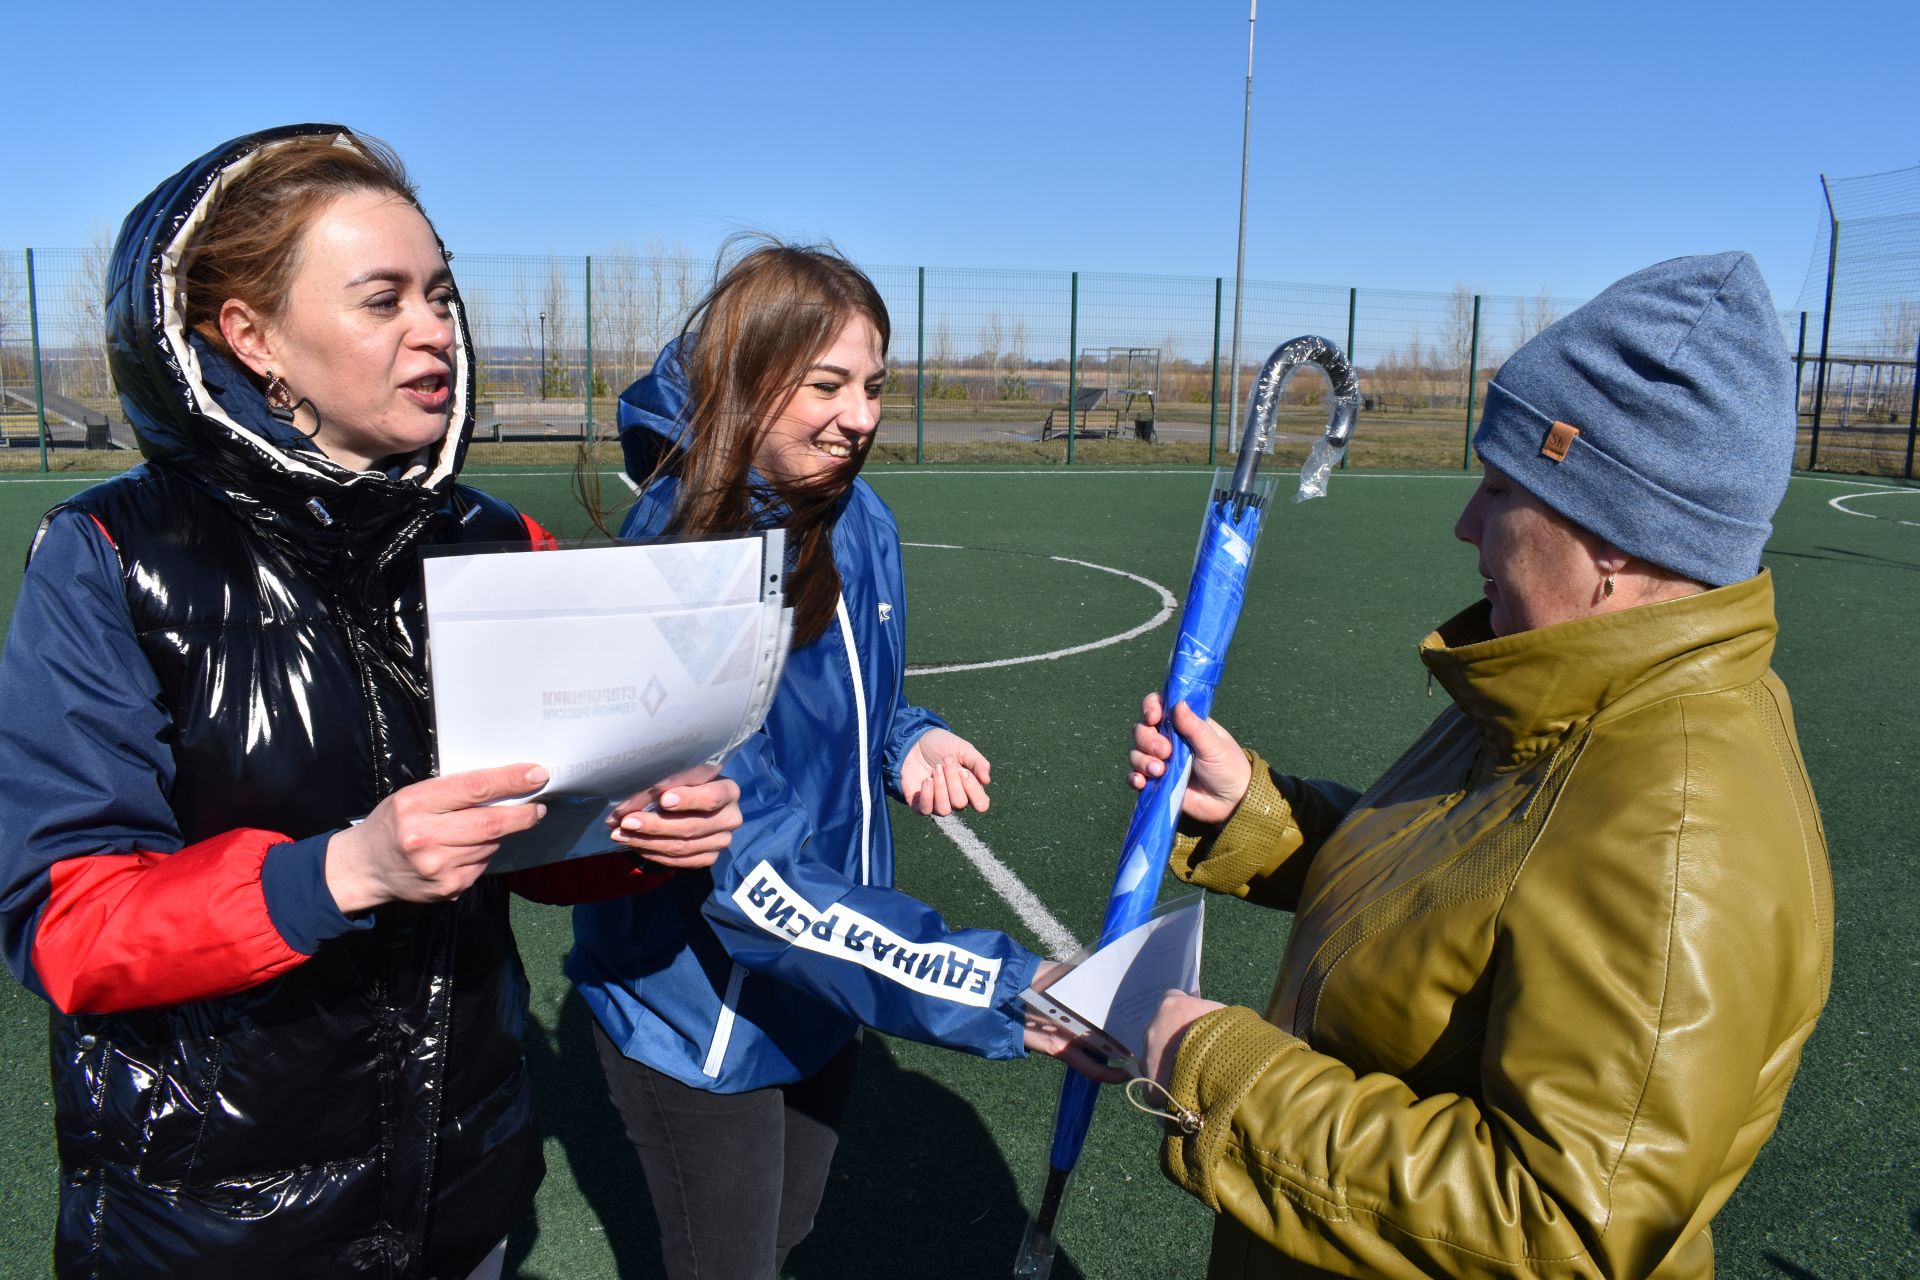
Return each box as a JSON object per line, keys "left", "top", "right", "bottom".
{"left": 1454, "top": 462, "right": 1616, "bottom": 636}
{"left": 751, "top": 314, "right": 885, "bottom": 489}
{"left": 226, "top": 189, "right": 457, "bottom": 471}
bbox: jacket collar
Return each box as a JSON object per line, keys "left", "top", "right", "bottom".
{"left": 1418, "top": 570, "right": 1779, "bottom": 769}
{"left": 105, "top": 125, "right": 474, "bottom": 542}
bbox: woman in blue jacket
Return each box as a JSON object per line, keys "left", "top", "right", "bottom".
{"left": 572, "top": 242, "right": 1106, "bottom": 1278}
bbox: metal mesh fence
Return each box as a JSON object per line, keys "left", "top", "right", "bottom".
{"left": 2, "top": 247, "right": 132, "bottom": 452}
{"left": 451, "top": 253, "right": 596, "bottom": 440}
{"left": 0, "top": 250, "right": 29, "bottom": 448}
{"left": 1790, "top": 165, "right": 1920, "bottom": 475}
{"left": 5, "top": 245, "right": 1914, "bottom": 478}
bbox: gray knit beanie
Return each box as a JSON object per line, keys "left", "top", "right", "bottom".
{"left": 1473, "top": 251, "right": 1794, "bottom": 587}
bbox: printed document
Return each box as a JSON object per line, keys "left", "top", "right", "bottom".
{"left": 423, "top": 533, "right": 792, "bottom": 873}
{"left": 1020, "top": 894, "right": 1204, "bottom": 1063}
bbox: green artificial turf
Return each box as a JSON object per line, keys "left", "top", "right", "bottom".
{"left": 0, "top": 465, "right": 1913, "bottom": 1278}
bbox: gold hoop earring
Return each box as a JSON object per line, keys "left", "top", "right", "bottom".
{"left": 1603, "top": 574, "right": 1616, "bottom": 599}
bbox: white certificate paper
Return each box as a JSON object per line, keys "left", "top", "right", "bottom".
{"left": 1020, "top": 893, "right": 1205, "bottom": 1062}
{"left": 423, "top": 532, "right": 792, "bottom": 873}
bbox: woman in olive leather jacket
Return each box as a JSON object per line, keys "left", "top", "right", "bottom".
{"left": 1127, "top": 252, "right": 1832, "bottom": 1279}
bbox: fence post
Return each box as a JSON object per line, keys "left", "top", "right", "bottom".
{"left": 1461, "top": 295, "right": 1481, "bottom": 470}
{"left": 27, "top": 249, "right": 48, "bottom": 473}
{"left": 583, "top": 256, "right": 594, "bottom": 441}
{"left": 1792, "top": 311, "right": 1808, "bottom": 420}
{"left": 1208, "top": 277, "right": 1222, "bottom": 467}
{"left": 1066, "top": 271, "right": 1079, "bottom": 467}
{"left": 915, "top": 267, "right": 925, "bottom": 466}
{"left": 1342, "top": 286, "right": 1357, "bottom": 469}
{"left": 1906, "top": 328, "right": 1918, "bottom": 481}
{"left": 1810, "top": 176, "right": 1839, "bottom": 470}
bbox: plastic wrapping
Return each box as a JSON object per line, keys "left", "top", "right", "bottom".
{"left": 1229, "top": 334, "right": 1361, "bottom": 503}
{"left": 1018, "top": 336, "right": 1358, "bottom": 1276}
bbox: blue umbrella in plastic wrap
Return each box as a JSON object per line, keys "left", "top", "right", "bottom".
{"left": 1013, "top": 335, "right": 1360, "bottom": 1279}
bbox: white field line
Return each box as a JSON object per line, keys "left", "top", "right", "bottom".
{"left": 904, "top": 545, "right": 1167, "bottom": 959}
{"left": 3, "top": 468, "right": 1901, "bottom": 488}
{"left": 903, "top": 549, "right": 1177, "bottom": 676}
{"left": 1828, "top": 489, "right": 1920, "bottom": 526}
{"left": 866, "top": 468, "right": 1471, "bottom": 480}
{"left": 932, "top": 814, "right": 1081, "bottom": 960}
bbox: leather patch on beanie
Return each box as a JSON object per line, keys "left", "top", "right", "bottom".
{"left": 1541, "top": 421, "right": 1580, "bottom": 462}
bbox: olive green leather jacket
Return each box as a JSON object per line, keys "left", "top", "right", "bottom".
{"left": 1163, "top": 572, "right": 1831, "bottom": 1279}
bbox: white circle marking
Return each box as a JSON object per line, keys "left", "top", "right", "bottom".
{"left": 1828, "top": 489, "right": 1920, "bottom": 528}
{"left": 901, "top": 544, "right": 1178, "bottom": 675}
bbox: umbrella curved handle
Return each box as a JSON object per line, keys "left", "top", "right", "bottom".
{"left": 1228, "top": 334, "right": 1361, "bottom": 499}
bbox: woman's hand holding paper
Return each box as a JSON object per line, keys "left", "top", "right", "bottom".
{"left": 607, "top": 765, "right": 742, "bottom": 868}
{"left": 1024, "top": 960, "right": 1131, "bottom": 1083}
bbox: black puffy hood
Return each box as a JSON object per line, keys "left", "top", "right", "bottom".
{"left": 104, "top": 123, "right": 478, "bottom": 518}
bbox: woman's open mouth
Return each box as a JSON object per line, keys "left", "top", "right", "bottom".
{"left": 401, "top": 373, "right": 450, "bottom": 410}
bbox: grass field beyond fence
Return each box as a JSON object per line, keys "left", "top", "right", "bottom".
{"left": 0, "top": 465, "right": 1914, "bottom": 1278}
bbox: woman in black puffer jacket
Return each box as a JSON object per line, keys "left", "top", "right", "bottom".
{"left": 0, "top": 124, "right": 740, "bottom": 1279}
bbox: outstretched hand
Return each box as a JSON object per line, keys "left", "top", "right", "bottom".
{"left": 1126, "top": 693, "right": 1252, "bottom": 827}
{"left": 901, "top": 727, "right": 992, "bottom": 816}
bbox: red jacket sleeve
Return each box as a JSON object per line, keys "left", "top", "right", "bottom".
{"left": 507, "top": 851, "right": 673, "bottom": 905}
{"left": 32, "top": 830, "right": 309, "bottom": 1014}
{"left": 523, "top": 513, "right": 559, "bottom": 550}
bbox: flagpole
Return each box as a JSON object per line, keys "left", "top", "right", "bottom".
{"left": 1227, "top": 0, "right": 1256, "bottom": 450}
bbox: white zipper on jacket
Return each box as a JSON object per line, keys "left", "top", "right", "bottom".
{"left": 834, "top": 594, "right": 873, "bottom": 885}
{"left": 703, "top": 592, "right": 869, "bottom": 1079}
{"left": 702, "top": 964, "right": 747, "bottom": 1078}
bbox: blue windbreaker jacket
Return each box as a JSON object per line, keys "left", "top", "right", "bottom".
{"left": 570, "top": 338, "right": 1041, "bottom": 1090}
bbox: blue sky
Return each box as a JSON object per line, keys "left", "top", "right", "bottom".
{"left": 3, "top": 0, "right": 1914, "bottom": 309}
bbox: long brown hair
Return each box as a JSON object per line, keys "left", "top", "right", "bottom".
{"left": 183, "top": 131, "right": 421, "bottom": 368}
{"left": 652, "top": 240, "right": 890, "bottom": 646}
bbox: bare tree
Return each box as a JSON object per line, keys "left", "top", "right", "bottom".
{"left": 1440, "top": 283, "right": 1475, "bottom": 374}
{"left": 540, "top": 263, "right": 578, "bottom": 398}
{"left": 1529, "top": 289, "right": 1558, "bottom": 343}
{"left": 1874, "top": 299, "right": 1919, "bottom": 359}
{"left": 593, "top": 250, "right": 646, "bottom": 395}
{"left": 0, "top": 253, "right": 23, "bottom": 387}
{"left": 1872, "top": 299, "right": 1919, "bottom": 417}
{"left": 54, "top": 228, "right": 116, "bottom": 405}
{"left": 978, "top": 310, "right": 1005, "bottom": 381}
{"left": 583, "top": 241, "right": 702, "bottom": 400}
{"left": 1006, "top": 317, "right": 1028, "bottom": 368}
{"left": 637, "top": 239, "right": 698, "bottom": 361}
{"left": 1508, "top": 288, "right": 1558, "bottom": 359}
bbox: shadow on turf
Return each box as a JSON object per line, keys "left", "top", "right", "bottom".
{"left": 509, "top": 990, "right": 1084, "bottom": 1279}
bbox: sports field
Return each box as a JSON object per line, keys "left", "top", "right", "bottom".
{"left": 0, "top": 464, "right": 1914, "bottom": 1278}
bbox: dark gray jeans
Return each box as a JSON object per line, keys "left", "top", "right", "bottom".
{"left": 592, "top": 1021, "right": 861, "bottom": 1280}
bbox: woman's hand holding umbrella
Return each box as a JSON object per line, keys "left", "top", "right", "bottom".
{"left": 1127, "top": 693, "right": 1251, "bottom": 825}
